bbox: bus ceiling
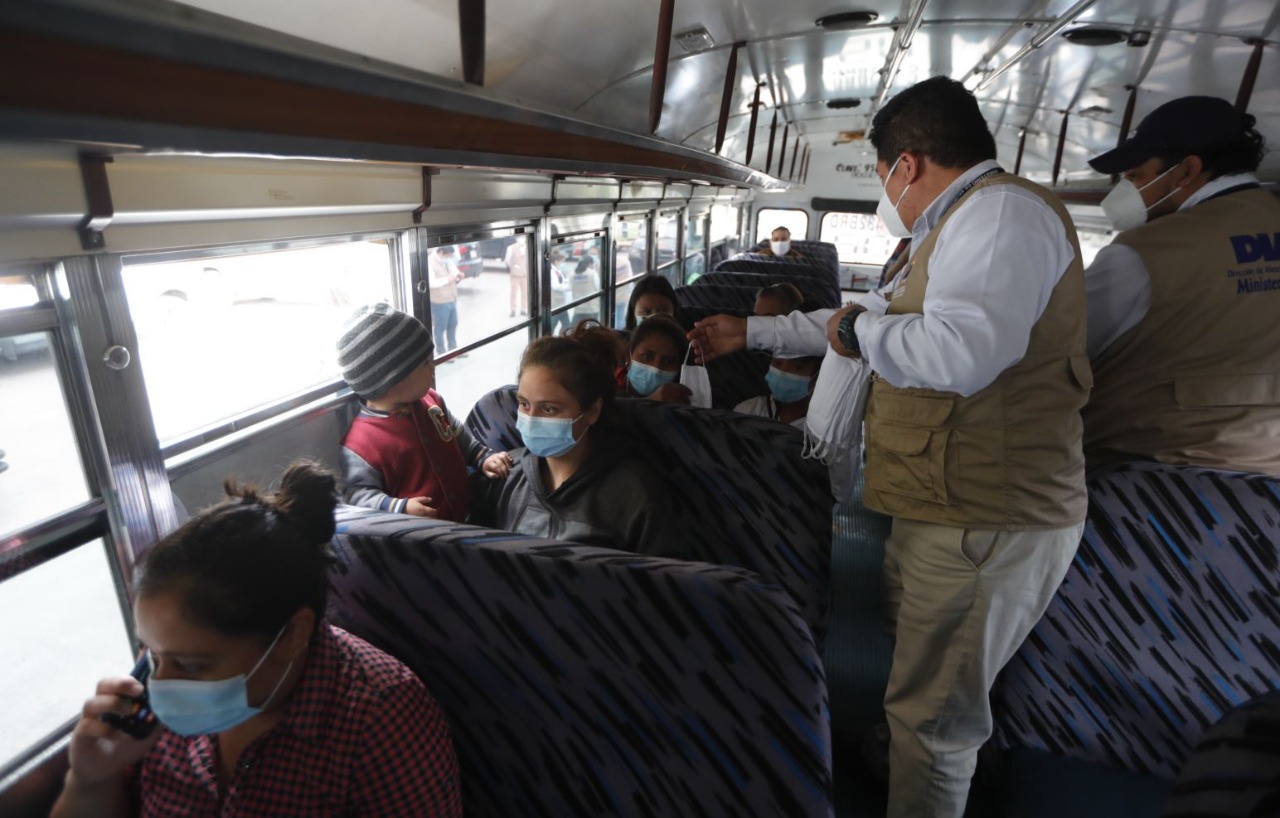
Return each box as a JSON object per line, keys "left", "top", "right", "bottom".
{"left": 0, "top": 0, "right": 1275, "bottom": 195}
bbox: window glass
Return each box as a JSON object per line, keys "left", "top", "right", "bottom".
{"left": 123, "top": 240, "right": 396, "bottom": 443}
{"left": 0, "top": 274, "right": 41, "bottom": 310}
{"left": 710, "top": 204, "right": 737, "bottom": 243}
{"left": 0, "top": 541, "right": 132, "bottom": 768}
{"left": 548, "top": 235, "right": 605, "bottom": 333}
{"left": 755, "top": 208, "right": 810, "bottom": 245}
{"left": 432, "top": 329, "right": 530, "bottom": 422}
{"left": 684, "top": 214, "right": 708, "bottom": 284}
{"left": 428, "top": 235, "right": 532, "bottom": 356}
{"left": 615, "top": 216, "right": 649, "bottom": 282}
{"left": 654, "top": 213, "right": 681, "bottom": 286}
{"left": 819, "top": 211, "right": 901, "bottom": 267}
{"left": 0, "top": 331, "right": 91, "bottom": 538}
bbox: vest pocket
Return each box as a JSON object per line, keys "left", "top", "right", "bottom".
{"left": 866, "top": 424, "right": 951, "bottom": 505}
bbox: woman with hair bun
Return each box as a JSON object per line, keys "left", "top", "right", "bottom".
{"left": 52, "top": 461, "right": 461, "bottom": 818}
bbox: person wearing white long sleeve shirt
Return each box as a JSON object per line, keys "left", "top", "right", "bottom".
{"left": 1079, "top": 95, "right": 1279, "bottom": 474}
{"left": 691, "top": 77, "right": 1089, "bottom": 818}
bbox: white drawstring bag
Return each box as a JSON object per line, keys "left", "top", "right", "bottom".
{"left": 802, "top": 346, "right": 872, "bottom": 503}
{"left": 681, "top": 343, "right": 713, "bottom": 408}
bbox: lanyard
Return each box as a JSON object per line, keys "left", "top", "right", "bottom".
{"left": 935, "top": 166, "right": 1005, "bottom": 224}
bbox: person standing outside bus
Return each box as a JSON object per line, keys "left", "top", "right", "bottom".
{"left": 428, "top": 246, "right": 463, "bottom": 354}
{"left": 1081, "top": 96, "right": 1280, "bottom": 475}
{"left": 690, "top": 76, "right": 1090, "bottom": 818}
{"left": 505, "top": 239, "right": 529, "bottom": 318}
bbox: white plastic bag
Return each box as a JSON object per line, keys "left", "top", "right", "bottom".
{"left": 803, "top": 346, "right": 872, "bottom": 503}
{"left": 680, "top": 343, "right": 713, "bottom": 408}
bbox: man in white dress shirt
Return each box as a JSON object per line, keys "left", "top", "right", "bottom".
{"left": 1082, "top": 96, "right": 1279, "bottom": 475}
{"left": 690, "top": 76, "right": 1091, "bottom": 818}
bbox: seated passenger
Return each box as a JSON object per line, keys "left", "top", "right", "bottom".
{"left": 337, "top": 303, "right": 511, "bottom": 521}
{"left": 472, "top": 326, "right": 678, "bottom": 555}
{"left": 623, "top": 315, "right": 692, "bottom": 405}
{"left": 756, "top": 226, "right": 804, "bottom": 258}
{"left": 754, "top": 282, "right": 806, "bottom": 316}
{"left": 734, "top": 355, "right": 821, "bottom": 429}
{"left": 1082, "top": 96, "right": 1280, "bottom": 474}
{"left": 624, "top": 274, "right": 681, "bottom": 330}
{"left": 51, "top": 462, "right": 461, "bottom": 818}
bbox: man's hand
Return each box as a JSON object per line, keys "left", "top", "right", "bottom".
{"left": 687, "top": 315, "right": 747, "bottom": 363}
{"left": 826, "top": 305, "right": 866, "bottom": 358}
{"left": 404, "top": 497, "right": 440, "bottom": 517}
{"left": 481, "top": 452, "right": 513, "bottom": 479}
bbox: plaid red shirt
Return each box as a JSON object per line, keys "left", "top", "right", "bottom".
{"left": 135, "top": 623, "right": 461, "bottom": 817}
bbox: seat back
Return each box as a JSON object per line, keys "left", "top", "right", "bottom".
{"left": 465, "top": 391, "right": 832, "bottom": 641}
{"left": 993, "top": 463, "right": 1280, "bottom": 778}
{"left": 790, "top": 240, "right": 841, "bottom": 277}
{"left": 327, "top": 506, "right": 834, "bottom": 818}
{"left": 715, "top": 255, "right": 840, "bottom": 306}
{"left": 694, "top": 271, "right": 838, "bottom": 309}
{"left": 675, "top": 282, "right": 757, "bottom": 313}
{"left": 464, "top": 382, "right": 522, "bottom": 451}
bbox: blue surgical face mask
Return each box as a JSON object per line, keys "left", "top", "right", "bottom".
{"left": 766, "top": 366, "right": 814, "bottom": 404}
{"left": 516, "top": 411, "right": 586, "bottom": 458}
{"left": 627, "top": 360, "right": 677, "bottom": 396}
{"left": 147, "top": 623, "right": 292, "bottom": 736}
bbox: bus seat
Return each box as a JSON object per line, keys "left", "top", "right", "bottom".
{"left": 463, "top": 382, "right": 522, "bottom": 452}
{"left": 326, "top": 505, "right": 834, "bottom": 818}
{"left": 714, "top": 256, "right": 840, "bottom": 307}
{"left": 694, "top": 271, "right": 839, "bottom": 310}
{"left": 993, "top": 462, "right": 1280, "bottom": 779}
{"left": 789, "top": 240, "right": 841, "bottom": 277}
{"left": 465, "top": 390, "right": 832, "bottom": 643}
{"left": 675, "top": 282, "right": 758, "bottom": 313}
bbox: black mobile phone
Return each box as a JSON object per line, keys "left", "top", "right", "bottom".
{"left": 100, "top": 653, "right": 158, "bottom": 740}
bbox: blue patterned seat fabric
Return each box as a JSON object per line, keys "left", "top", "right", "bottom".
{"left": 694, "top": 271, "right": 838, "bottom": 310}
{"left": 715, "top": 255, "right": 841, "bottom": 307}
{"left": 465, "top": 389, "right": 832, "bottom": 642}
{"left": 675, "top": 282, "right": 759, "bottom": 314}
{"left": 327, "top": 505, "right": 834, "bottom": 818}
{"left": 993, "top": 462, "right": 1280, "bottom": 779}
{"left": 789, "top": 240, "right": 841, "bottom": 277}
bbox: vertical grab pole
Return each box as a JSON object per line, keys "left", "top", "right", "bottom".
{"left": 765, "top": 110, "right": 778, "bottom": 174}
{"left": 1235, "top": 39, "right": 1264, "bottom": 113}
{"left": 789, "top": 134, "right": 800, "bottom": 179}
{"left": 649, "top": 0, "right": 676, "bottom": 134}
{"left": 1014, "top": 128, "right": 1027, "bottom": 175}
{"left": 778, "top": 121, "right": 790, "bottom": 178}
{"left": 1052, "top": 111, "right": 1068, "bottom": 186}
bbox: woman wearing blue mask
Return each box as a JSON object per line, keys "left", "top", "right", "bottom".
{"left": 472, "top": 324, "right": 677, "bottom": 555}
{"left": 623, "top": 275, "right": 681, "bottom": 331}
{"left": 734, "top": 355, "right": 821, "bottom": 429}
{"left": 52, "top": 462, "right": 461, "bottom": 818}
{"left": 623, "top": 315, "right": 692, "bottom": 405}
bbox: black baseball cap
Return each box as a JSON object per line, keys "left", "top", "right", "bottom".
{"left": 1088, "top": 96, "right": 1251, "bottom": 174}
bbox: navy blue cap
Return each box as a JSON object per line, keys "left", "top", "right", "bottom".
{"left": 1088, "top": 96, "right": 1251, "bottom": 174}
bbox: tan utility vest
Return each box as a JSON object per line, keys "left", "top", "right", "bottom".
{"left": 863, "top": 173, "right": 1091, "bottom": 530}
{"left": 1083, "top": 187, "right": 1280, "bottom": 475}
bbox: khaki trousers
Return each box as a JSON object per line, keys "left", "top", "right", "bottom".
{"left": 882, "top": 517, "right": 1081, "bottom": 818}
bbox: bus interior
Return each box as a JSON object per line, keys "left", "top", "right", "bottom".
{"left": 1, "top": 0, "right": 1278, "bottom": 815}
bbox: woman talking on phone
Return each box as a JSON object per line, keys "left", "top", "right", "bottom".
{"left": 51, "top": 462, "right": 461, "bottom": 817}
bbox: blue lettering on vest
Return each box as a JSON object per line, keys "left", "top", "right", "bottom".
{"left": 1232, "top": 233, "right": 1280, "bottom": 263}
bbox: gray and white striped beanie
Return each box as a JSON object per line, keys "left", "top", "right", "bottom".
{"left": 336, "top": 303, "right": 434, "bottom": 399}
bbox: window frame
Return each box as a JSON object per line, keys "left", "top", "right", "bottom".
{"left": 754, "top": 207, "right": 810, "bottom": 244}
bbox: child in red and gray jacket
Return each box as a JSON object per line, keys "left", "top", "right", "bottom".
{"left": 337, "top": 303, "right": 511, "bottom": 521}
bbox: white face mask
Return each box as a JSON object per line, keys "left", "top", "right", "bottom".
{"left": 876, "top": 156, "right": 912, "bottom": 238}
{"left": 1100, "top": 165, "right": 1182, "bottom": 232}
{"left": 772, "top": 239, "right": 791, "bottom": 256}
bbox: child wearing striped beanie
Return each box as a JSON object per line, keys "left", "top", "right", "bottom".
{"left": 336, "top": 303, "right": 512, "bottom": 521}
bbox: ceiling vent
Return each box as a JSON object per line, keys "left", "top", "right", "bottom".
{"left": 815, "top": 11, "right": 879, "bottom": 30}
{"left": 827, "top": 98, "right": 863, "bottom": 109}
{"left": 675, "top": 26, "right": 715, "bottom": 53}
{"left": 1061, "top": 26, "right": 1128, "bottom": 46}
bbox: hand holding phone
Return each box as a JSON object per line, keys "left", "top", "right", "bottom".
{"left": 100, "top": 654, "right": 158, "bottom": 740}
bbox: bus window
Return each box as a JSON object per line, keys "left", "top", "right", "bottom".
{"left": 654, "top": 213, "right": 681, "bottom": 286}
{"left": 428, "top": 234, "right": 533, "bottom": 358}
{"left": 819, "top": 211, "right": 900, "bottom": 267}
{"left": 0, "top": 329, "right": 91, "bottom": 537}
{"left": 548, "top": 235, "right": 606, "bottom": 334}
{"left": 684, "top": 213, "right": 708, "bottom": 284}
{"left": 755, "top": 208, "right": 809, "bottom": 244}
{"left": 433, "top": 323, "right": 530, "bottom": 421}
{"left": 613, "top": 215, "right": 650, "bottom": 327}
{"left": 0, "top": 541, "right": 131, "bottom": 769}
{"left": 122, "top": 239, "right": 397, "bottom": 445}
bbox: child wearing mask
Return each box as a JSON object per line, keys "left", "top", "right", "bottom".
{"left": 622, "top": 315, "right": 691, "bottom": 405}
{"left": 471, "top": 323, "right": 678, "bottom": 555}
{"left": 734, "top": 355, "right": 821, "bottom": 429}
{"left": 337, "top": 303, "right": 512, "bottom": 521}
